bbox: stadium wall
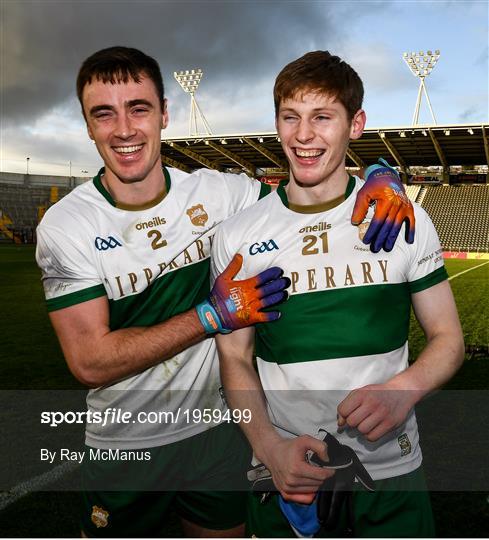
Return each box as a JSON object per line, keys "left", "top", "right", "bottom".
{"left": 443, "top": 251, "right": 489, "bottom": 260}
{"left": 0, "top": 171, "right": 87, "bottom": 188}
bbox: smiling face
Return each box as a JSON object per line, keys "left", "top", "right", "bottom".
{"left": 82, "top": 74, "right": 168, "bottom": 186}
{"left": 276, "top": 91, "right": 365, "bottom": 192}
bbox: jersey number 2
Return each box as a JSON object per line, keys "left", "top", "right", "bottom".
{"left": 147, "top": 230, "right": 168, "bottom": 250}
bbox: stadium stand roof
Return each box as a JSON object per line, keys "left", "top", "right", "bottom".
{"left": 161, "top": 123, "right": 489, "bottom": 175}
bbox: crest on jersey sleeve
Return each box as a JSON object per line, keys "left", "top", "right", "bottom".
{"left": 186, "top": 204, "right": 209, "bottom": 226}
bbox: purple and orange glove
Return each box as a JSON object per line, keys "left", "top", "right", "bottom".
{"left": 351, "top": 158, "right": 415, "bottom": 253}
{"left": 197, "top": 253, "right": 290, "bottom": 334}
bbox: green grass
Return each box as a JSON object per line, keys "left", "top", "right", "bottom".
{"left": 0, "top": 245, "right": 81, "bottom": 389}
{"left": 409, "top": 258, "right": 489, "bottom": 355}
{"left": 0, "top": 244, "right": 488, "bottom": 536}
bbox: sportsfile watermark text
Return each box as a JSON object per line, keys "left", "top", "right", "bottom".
{"left": 41, "top": 407, "right": 252, "bottom": 427}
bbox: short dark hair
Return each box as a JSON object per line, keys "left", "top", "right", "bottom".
{"left": 273, "top": 51, "right": 364, "bottom": 120}
{"left": 76, "top": 46, "right": 164, "bottom": 115}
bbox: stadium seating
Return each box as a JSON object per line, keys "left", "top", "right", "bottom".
{"left": 405, "top": 184, "right": 421, "bottom": 202}
{"left": 1, "top": 178, "right": 488, "bottom": 252}
{"left": 0, "top": 183, "right": 70, "bottom": 242}
{"left": 420, "top": 185, "right": 489, "bottom": 252}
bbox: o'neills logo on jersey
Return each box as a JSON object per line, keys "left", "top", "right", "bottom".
{"left": 135, "top": 216, "right": 166, "bottom": 230}
{"left": 299, "top": 222, "right": 332, "bottom": 234}
{"left": 186, "top": 204, "right": 208, "bottom": 226}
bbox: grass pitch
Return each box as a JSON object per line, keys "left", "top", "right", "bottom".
{"left": 0, "top": 245, "right": 488, "bottom": 536}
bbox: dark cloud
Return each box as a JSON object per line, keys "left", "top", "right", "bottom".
{"left": 1, "top": 0, "right": 353, "bottom": 127}
{"left": 9, "top": 0, "right": 486, "bottom": 172}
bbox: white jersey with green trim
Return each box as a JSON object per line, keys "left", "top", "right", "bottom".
{"left": 36, "top": 167, "right": 265, "bottom": 449}
{"left": 211, "top": 175, "right": 447, "bottom": 480}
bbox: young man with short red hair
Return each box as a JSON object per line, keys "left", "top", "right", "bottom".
{"left": 214, "top": 51, "right": 464, "bottom": 537}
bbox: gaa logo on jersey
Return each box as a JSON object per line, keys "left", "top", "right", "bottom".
{"left": 94, "top": 236, "right": 122, "bottom": 251}
{"left": 186, "top": 204, "right": 208, "bottom": 226}
{"left": 249, "top": 239, "right": 279, "bottom": 255}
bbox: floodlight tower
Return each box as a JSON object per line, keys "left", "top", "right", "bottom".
{"left": 402, "top": 50, "right": 440, "bottom": 126}
{"left": 174, "top": 69, "right": 212, "bottom": 136}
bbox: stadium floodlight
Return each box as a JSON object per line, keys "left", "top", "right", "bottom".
{"left": 402, "top": 50, "right": 440, "bottom": 126}
{"left": 174, "top": 68, "right": 212, "bottom": 136}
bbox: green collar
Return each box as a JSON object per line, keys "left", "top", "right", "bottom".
{"left": 93, "top": 166, "right": 172, "bottom": 210}
{"left": 276, "top": 175, "right": 356, "bottom": 214}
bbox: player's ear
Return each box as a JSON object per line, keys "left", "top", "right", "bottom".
{"left": 350, "top": 109, "right": 366, "bottom": 141}
{"left": 87, "top": 124, "right": 94, "bottom": 141}
{"left": 161, "top": 98, "right": 169, "bottom": 130}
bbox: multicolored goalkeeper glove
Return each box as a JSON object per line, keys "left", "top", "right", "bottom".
{"left": 196, "top": 253, "right": 290, "bottom": 334}
{"left": 351, "top": 158, "right": 415, "bottom": 253}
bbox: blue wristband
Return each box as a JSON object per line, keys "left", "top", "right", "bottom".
{"left": 196, "top": 300, "right": 231, "bottom": 335}
{"left": 364, "top": 158, "right": 398, "bottom": 179}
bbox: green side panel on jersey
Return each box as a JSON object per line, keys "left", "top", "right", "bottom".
{"left": 409, "top": 265, "right": 447, "bottom": 293}
{"left": 46, "top": 284, "right": 107, "bottom": 312}
{"left": 256, "top": 282, "right": 411, "bottom": 365}
{"left": 108, "top": 259, "right": 210, "bottom": 330}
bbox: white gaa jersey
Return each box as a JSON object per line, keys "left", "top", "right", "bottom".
{"left": 211, "top": 175, "right": 448, "bottom": 480}
{"left": 36, "top": 167, "right": 267, "bottom": 449}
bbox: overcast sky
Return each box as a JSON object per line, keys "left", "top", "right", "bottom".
{"left": 1, "top": 0, "right": 487, "bottom": 177}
